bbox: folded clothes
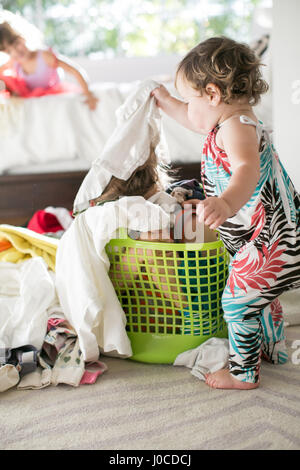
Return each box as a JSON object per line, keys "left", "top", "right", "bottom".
{"left": 0, "top": 239, "right": 12, "bottom": 252}
{"left": 0, "top": 224, "right": 58, "bottom": 271}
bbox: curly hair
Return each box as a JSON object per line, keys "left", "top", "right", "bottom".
{"left": 0, "top": 22, "right": 20, "bottom": 51}
{"left": 176, "top": 36, "right": 269, "bottom": 105}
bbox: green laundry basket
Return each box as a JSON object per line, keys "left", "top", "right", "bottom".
{"left": 106, "top": 235, "right": 229, "bottom": 363}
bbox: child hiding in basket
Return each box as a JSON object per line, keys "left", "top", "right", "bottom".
{"left": 151, "top": 36, "right": 300, "bottom": 390}
{"left": 0, "top": 14, "right": 98, "bottom": 109}
{"left": 92, "top": 146, "right": 217, "bottom": 244}
{"left": 92, "top": 146, "right": 222, "bottom": 334}
{"left": 91, "top": 146, "right": 218, "bottom": 246}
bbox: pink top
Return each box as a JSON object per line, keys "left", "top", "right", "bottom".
{"left": 15, "top": 50, "right": 60, "bottom": 91}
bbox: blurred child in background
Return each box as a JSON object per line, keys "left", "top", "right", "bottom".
{"left": 0, "top": 11, "right": 98, "bottom": 109}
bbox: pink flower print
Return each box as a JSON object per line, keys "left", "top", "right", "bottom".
{"left": 203, "top": 132, "right": 231, "bottom": 175}
{"left": 270, "top": 298, "right": 284, "bottom": 328}
{"left": 250, "top": 202, "right": 266, "bottom": 241}
{"left": 228, "top": 240, "right": 286, "bottom": 297}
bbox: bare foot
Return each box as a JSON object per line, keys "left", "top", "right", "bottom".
{"left": 205, "top": 369, "right": 259, "bottom": 390}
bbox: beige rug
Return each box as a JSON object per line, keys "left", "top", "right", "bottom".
{"left": 0, "top": 289, "right": 299, "bottom": 450}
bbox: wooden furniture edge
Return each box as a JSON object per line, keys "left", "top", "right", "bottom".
{"left": 0, "top": 163, "right": 201, "bottom": 226}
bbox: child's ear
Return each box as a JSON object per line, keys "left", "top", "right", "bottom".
{"left": 205, "top": 83, "right": 221, "bottom": 106}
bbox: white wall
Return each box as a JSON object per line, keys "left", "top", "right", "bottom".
{"left": 75, "top": 55, "right": 180, "bottom": 83}
{"left": 272, "top": 0, "right": 300, "bottom": 191}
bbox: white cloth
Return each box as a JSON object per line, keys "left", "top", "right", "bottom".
{"left": 0, "top": 82, "right": 133, "bottom": 174}
{"left": 55, "top": 195, "right": 174, "bottom": 362}
{"left": 147, "top": 191, "right": 182, "bottom": 227}
{"left": 1, "top": 81, "right": 206, "bottom": 176}
{"left": 73, "top": 80, "right": 170, "bottom": 214}
{"left": 173, "top": 337, "right": 229, "bottom": 380}
{"left": 0, "top": 257, "right": 56, "bottom": 350}
{"left": 0, "top": 364, "right": 20, "bottom": 393}
{"left": 0, "top": 96, "right": 23, "bottom": 138}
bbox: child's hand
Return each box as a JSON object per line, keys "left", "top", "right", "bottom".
{"left": 196, "top": 197, "right": 232, "bottom": 229}
{"left": 151, "top": 85, "right": 171, "bottom": 108}
{"left": 84, "top": 91, "right": 99, "bottom": 110}
{"left": 182, "top": 197, "right": 232, "bottom": 230}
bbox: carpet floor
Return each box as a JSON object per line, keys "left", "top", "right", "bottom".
{"left": 1, "top": 291, "right": 300, "bottom": 450}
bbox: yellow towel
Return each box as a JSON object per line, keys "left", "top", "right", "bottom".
{"left": 0, "top": 224, "right": 58, "bottom": 271}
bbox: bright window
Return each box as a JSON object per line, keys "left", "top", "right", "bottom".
{"left": 2, "top": 0, "right": 271, "bottom": 58}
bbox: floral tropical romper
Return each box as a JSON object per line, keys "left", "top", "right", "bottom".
{"left": 201, "top": 115, "right": 300, "bottom": 383}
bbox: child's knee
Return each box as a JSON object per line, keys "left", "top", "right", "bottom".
{"left": 221, "top": 288, "right": 245, "bottom": 323}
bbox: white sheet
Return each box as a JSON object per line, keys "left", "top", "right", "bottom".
{"left": 55, "top": 195, "right": 174, "bottom": 362}
{"left": 0, "top": 258, "right": 56, "bottom": 351}
{"left": 73, "top": 79, "right": 172, "bottom": 214}
{"left": 0, "top": 81, "right": 204, "bottom": 175}
{"left": 173, "top": 337, "right": 229, "bottom": 380}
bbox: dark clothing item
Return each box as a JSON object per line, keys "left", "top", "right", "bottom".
{"left": 166, "top": 179, "right": 205, "bottom": 201}
{"left": 0, "top": 345, "right": 38, "bottom": 378}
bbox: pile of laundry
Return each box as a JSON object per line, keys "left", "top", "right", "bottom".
{"left": 0, "top": 79, "right": 229, "bottom": 393}
{"left": 0, "top": 307, "right": 107, "bottom": 393}
{"left": 0, "top": 216, "right": 229, "bottom": 393}
{"left": 0, "top": 227, "right": 107, "bottom": 393}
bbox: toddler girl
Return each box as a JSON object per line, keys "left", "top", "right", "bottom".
{"left": 0, "top": 19, "right": 98, "bottom": 110}
{"left": 152, "top": 36, "right": 300, "bottom": 390}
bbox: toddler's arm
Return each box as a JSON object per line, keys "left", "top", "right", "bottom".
{"left": 195, "top": 118, "right": 261, "bottom": 229}
{"left": 151, "top": 85, "right": 206, "bottom": 134}
{"left": 42, "top": 50, "right": 98, "bottom": 110}
{"left": 219, "top": 118, "right": 260, "bottom": 212}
